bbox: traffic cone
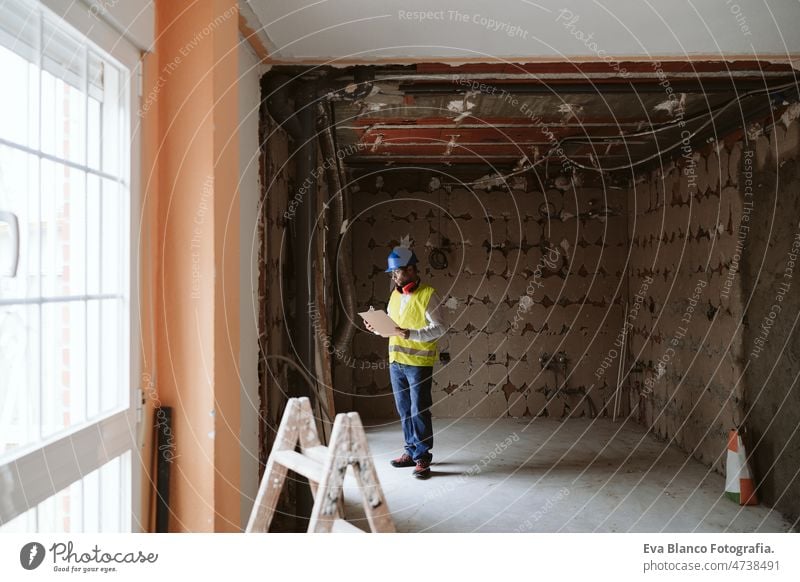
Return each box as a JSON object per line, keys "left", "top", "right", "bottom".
{"left": 724, "top": 428, "right": 758, "bottom": 505}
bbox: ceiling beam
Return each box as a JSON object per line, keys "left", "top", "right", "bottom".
{"left": 399, "top": 80, "right": 793, "bottom": 94}
{"left": 263, "top": 54, "right": 800, "bottom": 66}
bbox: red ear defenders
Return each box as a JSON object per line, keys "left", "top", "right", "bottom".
{"left": 397, "top": 280, "right": 419, "bottom": 294}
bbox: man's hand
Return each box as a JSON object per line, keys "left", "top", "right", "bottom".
{"left": 395, "top": 327, "right": 411, "bottom": 340}
{"left": 365, "top": 320, "right": 381, "bottom": 335}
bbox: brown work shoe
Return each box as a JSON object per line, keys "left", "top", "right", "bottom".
{"left": 390, "top": 453, "right": 415, "bottom": 468}
{"left": 412, "top": 459, "right": 431, "bottom": 479}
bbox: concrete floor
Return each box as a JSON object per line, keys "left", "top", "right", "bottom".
{"left": 341, "top": 417, "right": 794, "bottom": 533}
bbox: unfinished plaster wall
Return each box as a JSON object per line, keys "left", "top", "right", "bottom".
{"left": 347, "top": 173, "right": 627, "bottom": 420}
{"left": 626, "top": 113, "right": 800, "bottom": 524}
{"left": 740, "top": 115, "right": 800, "bottom": 522}
{"left": 626, "top": 145, "right": 748, "bottom": 473}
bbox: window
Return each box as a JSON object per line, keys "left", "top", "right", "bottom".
{"left": 0, "top": 452, "right": 130, "bottom": 533}
{"left": 0, "top": 0, "right": 138, "bottom": 532}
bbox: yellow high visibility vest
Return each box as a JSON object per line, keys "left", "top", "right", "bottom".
{"left": 388, "top": 283, "right": 438, "bottom": 367}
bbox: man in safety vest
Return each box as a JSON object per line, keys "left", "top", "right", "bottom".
{"left": 364, "top": 246, "right": 448, "bottom": 479}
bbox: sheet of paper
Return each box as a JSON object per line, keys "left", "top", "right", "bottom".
{"left": 358, "top": 308, "right": 401, "bottom": 337}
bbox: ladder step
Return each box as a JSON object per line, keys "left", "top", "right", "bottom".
{"left": 332, "top": 519, "right": 364, "bottom": 533}
{"left": 303, "top": 445, "right": 329, "bottom": 465}
{"left": 271, "top": 450, "right": 324, "bottom": 482}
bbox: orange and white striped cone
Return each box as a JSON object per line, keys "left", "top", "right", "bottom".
{"left": 725, "top": 429, "right": 758, "bottom": 505}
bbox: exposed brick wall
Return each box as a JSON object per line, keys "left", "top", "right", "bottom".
{"left": 347, "top": 173, "right": 628, "bottom": 420}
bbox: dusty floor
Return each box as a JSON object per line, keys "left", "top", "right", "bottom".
{"left": 341, "top": 417, "right": 794, "bottom": 533}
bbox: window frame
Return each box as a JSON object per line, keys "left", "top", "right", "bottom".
{"left": 0, "top": 0, "right": 142, "bottom": 532}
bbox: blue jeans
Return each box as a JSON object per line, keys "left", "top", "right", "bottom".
{"left": 389, "top": 362, "right": 434, "bottom": 462}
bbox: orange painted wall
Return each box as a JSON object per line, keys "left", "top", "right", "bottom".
{"left": 208, "top": 0, "right": 243, "bottom": 532}
{"left": 140, "top": 0, "right": 241, "bottom": 532}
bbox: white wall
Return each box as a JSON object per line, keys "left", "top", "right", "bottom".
{"left": 248, "top": 0, "right": 800, "bottom": 61}
{"left": 77, "top": 0, "right": 155, "bottom": 52}
{"left": 238, "top": 36, "right": 264, "bottom": 528}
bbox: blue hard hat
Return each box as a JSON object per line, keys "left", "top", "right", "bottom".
{"left": 385, "top": 246, "right": 418, "bottom": 272}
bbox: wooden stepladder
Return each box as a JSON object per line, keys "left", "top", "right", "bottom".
{"left": 246, "top": 397, "right": 395, "bottom": 533}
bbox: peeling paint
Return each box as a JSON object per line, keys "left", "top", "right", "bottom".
{"left": 558, "top": 103, "right": 583, "bottom": 122}
{"left": 554, "top": 175, "right": 571, "bottom": 191}
{"left": 780, "top": 102, "right": 800, "bottom": 128}
{"left": 518, "top": 295, "right": 534, "bottom": 312}
{"left": 474, "top": 173, "right": 505, "bottom": 190}
{"left": 747, "top": 122, "right": 763, "bottom": 140}
{"left": 653, "top": 92, "right": 687, "bottom": 117}
{"left": 447, "top": 99, "right": 475, "bottom": 113}
{"left": 511, "top": 176, "right": 527, "bottom": 191}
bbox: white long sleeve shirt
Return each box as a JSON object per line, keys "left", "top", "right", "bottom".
{"left": 383, "top": 288, "right": 448, "bottom": 342}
